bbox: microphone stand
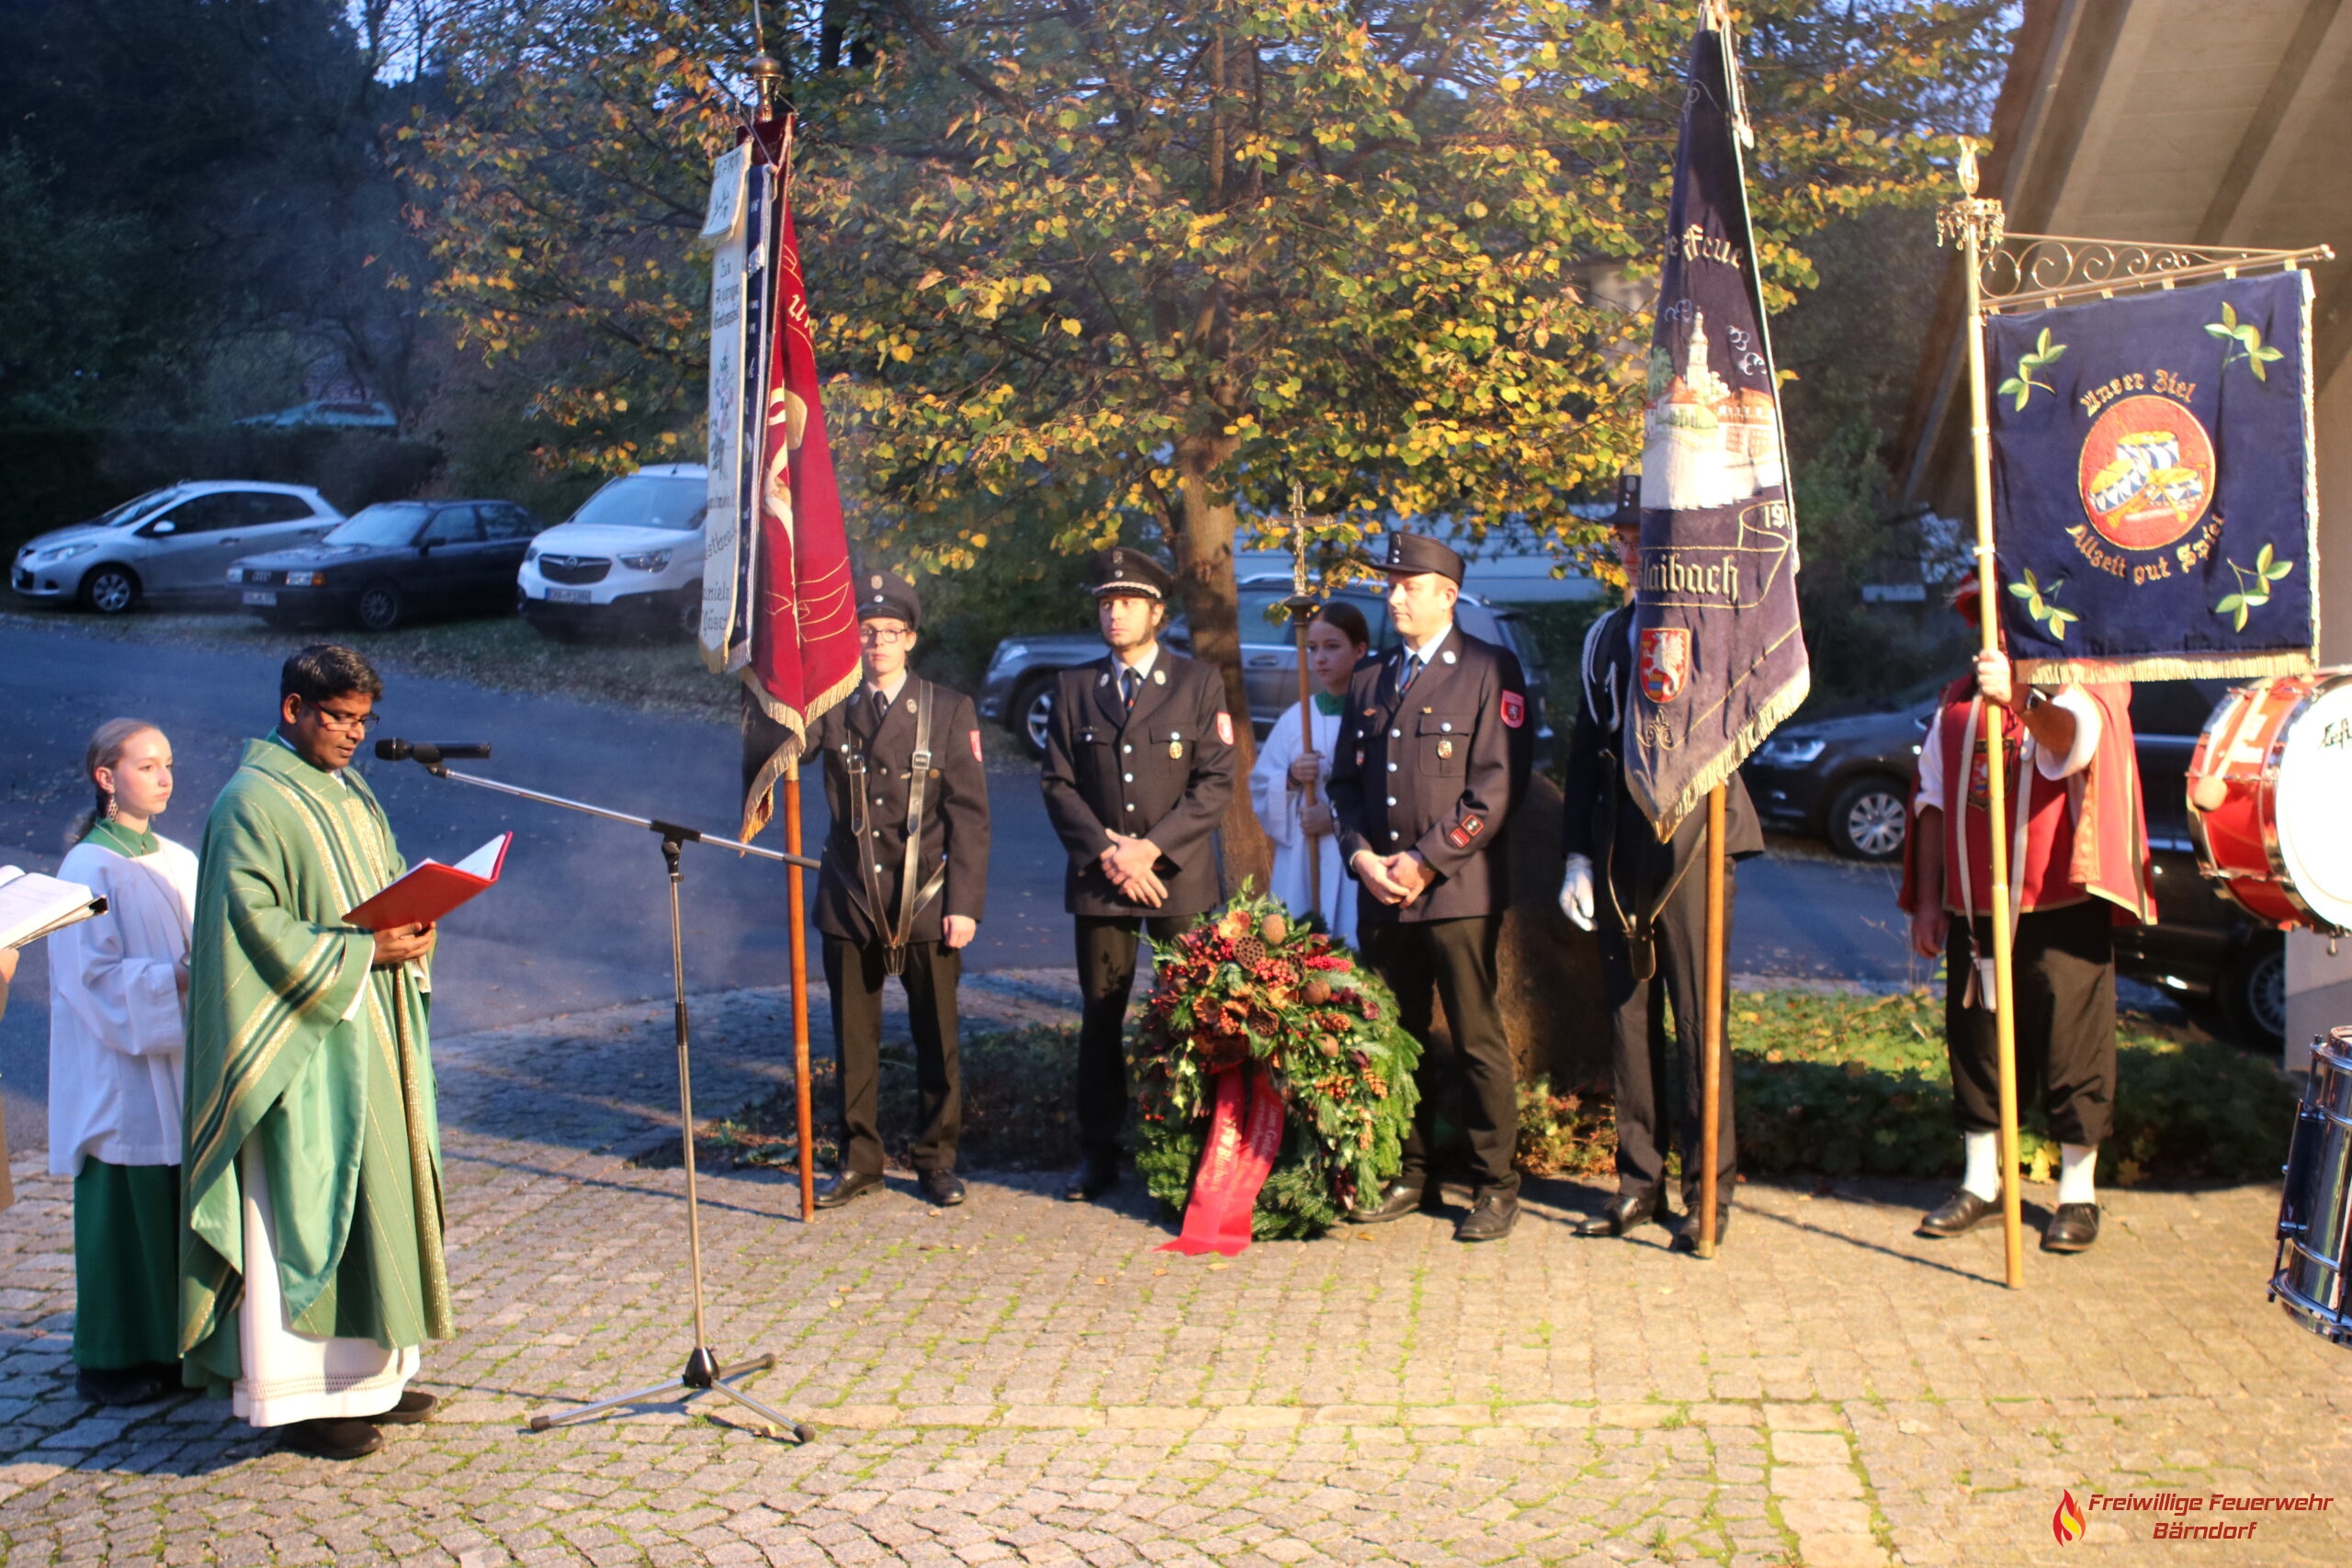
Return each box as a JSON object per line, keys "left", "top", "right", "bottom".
{"left": 387, "top": 746, "right": 818, "bottom": 1442}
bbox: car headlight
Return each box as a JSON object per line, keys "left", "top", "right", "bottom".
{"left": 1756, "top": 737, "right": 1826, "bottom": 767}
{"left": 287, "top": 570, "right": 326, "bottom": 587}
{"left": 988, "top": 641, "right": 1030, "bottom": 678}
{"left": 618, "top": 550, "right": 671, "bottom": 572}
{"left": 524, "top": 546, "right": 539, "bottom": 564}
{"left": 33, "top": 542, "right": 95, "bottom": 565}
{"left": 225, "top": 567, "right": 244, "bottom": 583}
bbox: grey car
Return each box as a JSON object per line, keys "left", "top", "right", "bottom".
{"left": 978, "top": 574, "right": 1554, "bottom": 759}
{"left": 11, "top": 481, "right": 343, "bottom": 614}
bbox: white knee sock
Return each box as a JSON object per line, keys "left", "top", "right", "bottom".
{"left": 1962, "top": 1130, "right": 2001, "bottom": 1201}
{"left": 2058, "top": 1143, "right": 2098, "bottom": 1206}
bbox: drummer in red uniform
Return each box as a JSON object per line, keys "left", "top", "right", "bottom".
{"left": 1902, "top": 577, "right": 2155, "bottom": 1254}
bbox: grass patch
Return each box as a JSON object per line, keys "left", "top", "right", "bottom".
{"left": 662, "top": 989, "right": 2297, "bottom": 1189}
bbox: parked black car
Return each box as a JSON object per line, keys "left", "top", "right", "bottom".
{"left": 230, "top": 500, "right": 542, "bottom": 632}
{"left": 977, "top": 574, "right": 1554, "bottom": 760}
{"left": 1746, "top": 674, "right": 2280, "bottom": 1048}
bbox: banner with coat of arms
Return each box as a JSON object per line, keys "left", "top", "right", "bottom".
{"left": 1624, "top": 15, "right": 1811, "bottom": 840}
{"left": 1987, "top": 270, "right": 2318, "bottom": 682}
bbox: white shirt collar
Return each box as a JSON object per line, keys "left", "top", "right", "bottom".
{"left": 1114, "top": 642, "right": 1160, "bottom": 682}
{"left": 1400, "top": 623, "right": 1453, "bottom": 664}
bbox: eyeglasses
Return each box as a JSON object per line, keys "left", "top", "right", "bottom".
{"left": 859, "top": 626, "right": 914, "bottom": 646}
{"left": 305, "top": 704, "right": 376, "bottom": 732}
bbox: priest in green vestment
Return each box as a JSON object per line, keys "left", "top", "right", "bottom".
{"left": 179, "top": 644, "right": 451, "bottom": 1461}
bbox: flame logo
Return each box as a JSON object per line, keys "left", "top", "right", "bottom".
{"left": 2052, "top": 1490, "right": 2086, "bottom": 1545}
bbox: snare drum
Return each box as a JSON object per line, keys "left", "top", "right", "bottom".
{"left": 2186, "top": 670, "right": 2352, "bottom": 934}
{"left": 2272, "top": 1028, "right": 2352, "bottom": 1342}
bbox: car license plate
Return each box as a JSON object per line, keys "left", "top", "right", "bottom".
{"left": 242, "top": 590, "right": 277, "bottom": 606}
{"left": 548, "top": 588, "right": 595, "bottom": 604}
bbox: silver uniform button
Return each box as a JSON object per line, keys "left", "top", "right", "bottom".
{"left": 1123, "top": 744, "right": 1132, "bottom": 753}
{"left": 1390, "top": 728, "right": 1401, "bottom": 739}
{"left": 1387, "top": 762, "right": 1397, "bottom": 773}
{"left": 1441, "top": 722, "right": 1453, "bottom": 733}
{"left": 1124, "top": 773, "right": 1135, "bottom": 783}
{"left": 1386, "top": 795, "right": 1397, "bottom": 807}
{"left": 1125, "top": 801, "right": 1137, "bottom": 810}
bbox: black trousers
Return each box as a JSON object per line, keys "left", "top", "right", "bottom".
{"left": 1945, "top": 900, "right": 2116, "bottom": 1145}
{"left": 1075, "top": 913, "right": 1201, "bottom": 1156}
{"left": 1597, "top": 869, "right": 1736, "bottom": 1203}
{"left": 823, "top": 937, "right": 962, "bottom": 1177}
{"left": 1359, "top": 913, "right": 1520, "bottom": 1193}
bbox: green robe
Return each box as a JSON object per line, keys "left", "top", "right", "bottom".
{"left": 178, "top": 737, "right": 452, "bottom": 1392}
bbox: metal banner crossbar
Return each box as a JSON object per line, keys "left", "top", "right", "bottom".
{"left": 1973, "top": 233, "right": 2335, "bottom": 314}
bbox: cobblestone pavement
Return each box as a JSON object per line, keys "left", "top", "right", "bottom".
{"left": 4, "top": 974, "right": 2349, "bottom": 1567}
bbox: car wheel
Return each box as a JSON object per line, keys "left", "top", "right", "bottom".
{"left": 77, "top": 564, "right": 139, "bottom": 615}
{"left": 355, "top": 581, "right": 404, "bottom": 632}
{"left": 675, "top": 583, "right": 703, "bottom": 642}
{"left": 2219, "top": 937, "right": 2287, "bottom": 1052}
{"left": 1013, "top": 673, "right": 1057, "bottom": 760}
{"left": 1826, "top": 774, "right": 1908, "bottom": 862}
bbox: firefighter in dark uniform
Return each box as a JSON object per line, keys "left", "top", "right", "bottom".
{"left": 805, "top": 572, "right": 992, "bottom": 1211}
{"left": 1558, "top": 478, "right": 1762, "bottom": 1250}
{"left": 1329, "top": 530, "right": 1533, "bottom": 1242}
{"left": 1041, "top": 547, "right": 1238, "bottom": 1202}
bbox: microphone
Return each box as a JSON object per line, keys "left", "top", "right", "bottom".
{"left": 375, "top": 739, "right": 492, "bottom": 766}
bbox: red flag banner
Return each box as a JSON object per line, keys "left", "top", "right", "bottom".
{"left": 741, "top": 192, "right": 861, "bottom": 840}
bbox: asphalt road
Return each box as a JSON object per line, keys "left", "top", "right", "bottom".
{"left": 0, "top": 621, "right": 1919, "bottom": 1151}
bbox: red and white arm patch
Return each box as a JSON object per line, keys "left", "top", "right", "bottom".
{"left": 1216, "top": 711, "right": 1234, "bottom": 745}
{"left": 1499, "top": 692, "right": 1526, "bottom": 730}
{"left": 968, "top": 728, "right": 984, "bottom": 764}
{"left": 1446, "top": 814, "right": 1487, "bottom": 849}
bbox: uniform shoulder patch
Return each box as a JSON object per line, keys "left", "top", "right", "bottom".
{"left": 968, "top": 729, "right": 984, "bottom": 763}
{"left": 1216, "top": 711, "right": 1234, "bottom": 745}
{"left": 1446, "top": 814, "right": 1486, "bottom": 849}
{"left": 1499, "top": 692, "right": 1525, "bottom": 729}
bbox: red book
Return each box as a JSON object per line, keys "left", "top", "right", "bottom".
{"left": 345, "top": 833, "right": 512, "bottom": 931}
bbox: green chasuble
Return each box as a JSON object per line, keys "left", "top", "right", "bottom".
{"left": 178, "top": 738, "right": 453, "bottom": 1392}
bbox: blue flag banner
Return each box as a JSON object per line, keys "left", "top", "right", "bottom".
{"left": 1627, "top": 18, "right": 1810, "bottom": 840}
{"left": 1987, "top": 270, "right": 2318, "bottom": 682}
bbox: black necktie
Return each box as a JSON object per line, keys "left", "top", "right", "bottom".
{"left": 872, "top": 688, "right": 892, "bottom": 726}
{"left": 1400, "top": 653, "right": 1423, "bottom": 693}
{"left": 1121, "top": 667, "right": 1140, "bottom": 709}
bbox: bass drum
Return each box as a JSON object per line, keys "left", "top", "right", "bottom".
{"left": 2186, "top": 670, "right": 2352, "bottom": 935}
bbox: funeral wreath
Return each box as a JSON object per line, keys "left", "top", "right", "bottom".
{"left": 1133, "top": 886, "right": 1421, "bottom": 1239}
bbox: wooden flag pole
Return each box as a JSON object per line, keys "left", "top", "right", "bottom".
{"left": 785, "top": 760, "right": 816, "bottom": 1221}
{"left": 1945, "top": 141, "right": 2025, "bottom": 1289}
{"left": 1696, "top": 784, "right": 1727, "bottom": 1259}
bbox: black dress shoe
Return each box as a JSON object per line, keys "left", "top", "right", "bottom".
{"left": 918, "top": 1169, "right": 967, "bottom": 1207}
{"left": 1670, "top": 1206, "right": 1732, "bottom": 1253}
{"left": 1917, "top": 1188, "right": 1998, "bottom": 1238}
{"left": 369, "top": 1389, "right": 437, "bottom": 1425}
{"left": 1455, "top": 1190, "right": 1519, "bottom": 1242}
{"left": 1345, "top": 1178, "right": 1432, "bottom": 1224}
{"left": 279, "top": 1416, "right": 384, "bottom": 1461}
{"left": 1062, "top": 1154, "right": 1119, "bottom": 1202}
{"left": 815, "top": 1169, "right": 885, "bottom": 1209}
{"left": 75, "top": 1365, "right": 169, "bottom": 1406}
{"left": 2042, "top": 1202, "right": 2100, "bottom": 1253}
{"left": 1575, "top": 1190, "right": 1662, "bottom": 1238}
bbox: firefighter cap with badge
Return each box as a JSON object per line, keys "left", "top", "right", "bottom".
{"left": 857, "top": 570, "right": 922, "bottom": 630}
{"left": 1087, "top": 546, "right": 1177, "bottom": 603}
{"left": 1378, "top": 528, "right": 1466, "bottom": 585}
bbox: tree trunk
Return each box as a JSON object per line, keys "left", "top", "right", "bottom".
{"left": 1170, "top": 469, "right": 1272, "bottom": 897}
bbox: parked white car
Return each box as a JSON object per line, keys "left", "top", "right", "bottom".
{"left": 11, "top": 481, "right": 343, "bottom": 614}
{"left": 516, "top": 464, "right": 707, "bottom": 640}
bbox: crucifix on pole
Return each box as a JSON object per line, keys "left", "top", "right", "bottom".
{"left": 1280, "top": 481, "right": 1340, "bottom": 918}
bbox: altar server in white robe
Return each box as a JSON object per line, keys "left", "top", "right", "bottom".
{"left": 1250, "top": 600, "right": 1372, "bottom": 946}
{"left": 49, "top": 719, "right": 198, "bottom": 1406}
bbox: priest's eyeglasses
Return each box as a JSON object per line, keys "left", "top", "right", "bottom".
{"left": 306, "top": 702, "right": 377, "bottom": 732}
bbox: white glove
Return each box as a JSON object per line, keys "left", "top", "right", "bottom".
{"left": 1559, "top": 853, "right": 1595, "bottom": 931}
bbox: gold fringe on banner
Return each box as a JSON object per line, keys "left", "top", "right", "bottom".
{"left": 2015, "top": 650, "right": 2315, "bottom": 686}
{"left": 1650, "top": 658, "right": 1812, "bottom": 844}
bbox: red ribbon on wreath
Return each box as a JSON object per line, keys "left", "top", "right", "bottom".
{"left": 1158, "top": 1065, "right": 1285, "bottom": 1256}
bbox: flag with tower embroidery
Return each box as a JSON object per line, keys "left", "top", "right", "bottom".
{"left": 1625, "top": 11, "right": 1810, "bottom": 840}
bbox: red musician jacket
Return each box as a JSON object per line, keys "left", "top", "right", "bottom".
{"left": 1898, "top": 678, "right": 2154, "bottom": 925}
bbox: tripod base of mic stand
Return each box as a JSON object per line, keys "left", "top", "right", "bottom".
{"left": 526, "top": 1348, "right": 813, "bottom": 1442}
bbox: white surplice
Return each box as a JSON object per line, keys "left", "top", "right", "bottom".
{"left": 47, "top": 836, "right": 198, "bottom": 1176}
{"left": 1250, "top": 700, "right": 1358, "bottom": 947}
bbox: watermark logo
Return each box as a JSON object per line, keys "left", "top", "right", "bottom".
{"left": 2053, "top": 1491, "right": 2086, "bottom": 1545}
